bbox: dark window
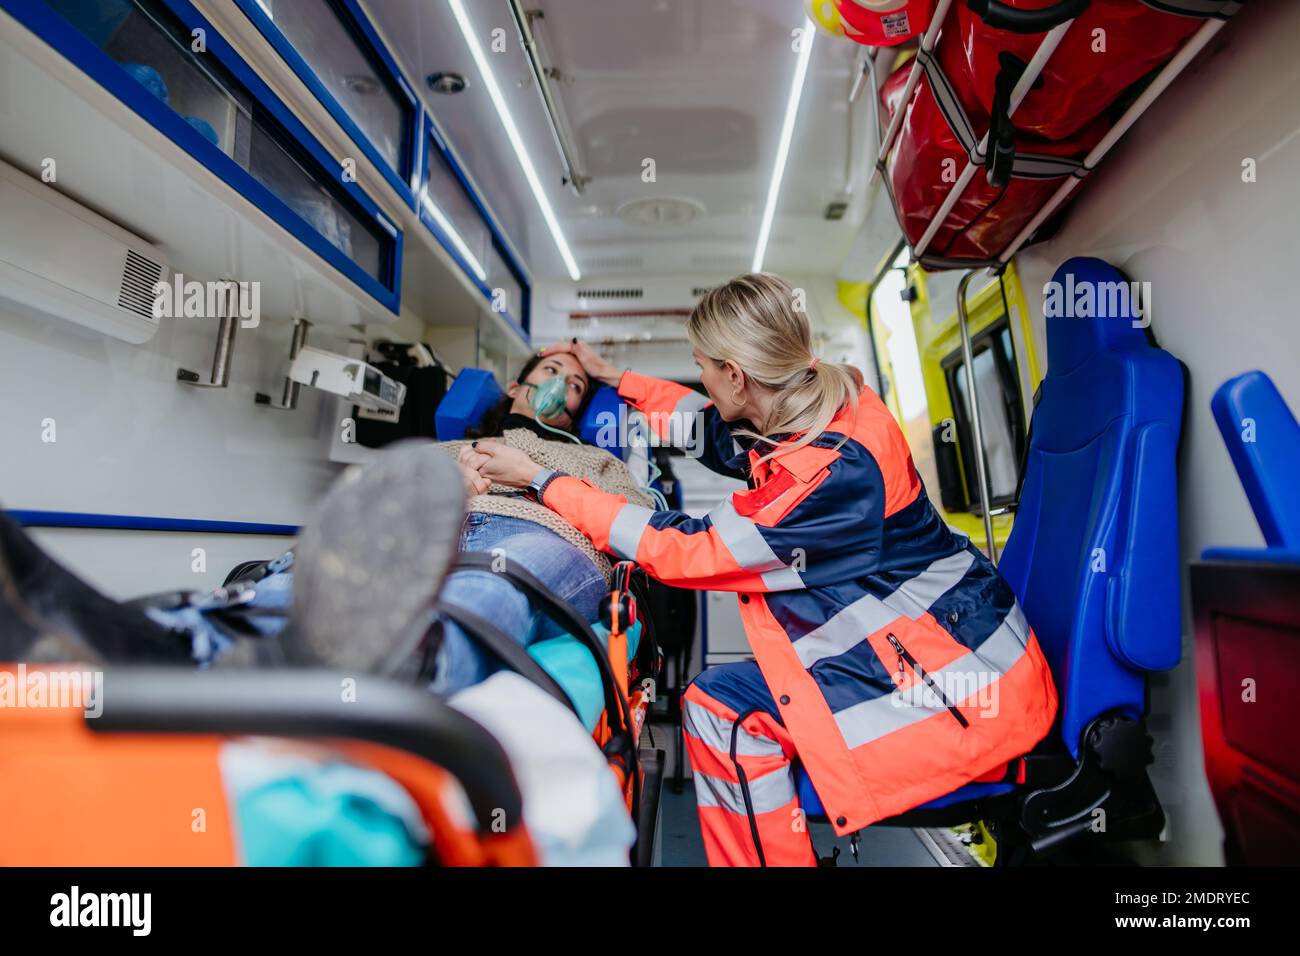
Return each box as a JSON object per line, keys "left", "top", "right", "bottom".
{"left": 941, "top": 319, "right": 1026, "bottom": 513}
{"left": 421, "top": 140, "right": 491, "bottom": 284}
{"left": 488, "top": 242, "right": 524, "bottom": 324}
{"left": 254, "top": 0, "right": 409, "bottom": 174}
{"left": 247, "top": 118, "right": 386, "bottom": 281}
{"left": 45, "top": 0, "right": 393, "bottom": 286}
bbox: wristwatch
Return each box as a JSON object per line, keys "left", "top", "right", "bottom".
{"left": 524, "top": 467, "right": 565, "bottom": 504}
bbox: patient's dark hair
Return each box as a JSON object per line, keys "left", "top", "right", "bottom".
{"left": 464, "top": 353, "right": 594, "bottom": 439}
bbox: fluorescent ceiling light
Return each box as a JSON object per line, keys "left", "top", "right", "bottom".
{"left": 448, "top": 0, "right": 581, "bottom": 281}
{"left": 753, "top": 18, "right": 815, "bottom": 273}
{"left": 419, "top": 188, "right": 488, "bottom": 282}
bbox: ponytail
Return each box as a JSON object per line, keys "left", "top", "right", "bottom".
{"left": 688, "top": 273, "right": 861, "bottom": 463}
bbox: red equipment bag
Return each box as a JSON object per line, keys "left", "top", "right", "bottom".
{"left": 835, "top": 0, "right": 937, "bottom": 46}
{"left": 881, "top": 0, "right": 1243, "bottom": 268}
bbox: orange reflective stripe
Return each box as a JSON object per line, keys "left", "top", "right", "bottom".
{"left": 617, "top": 370, "right": 713, "bottom": 446}
{"left": 851, "top": 388, "right": 923, "bottom": 517}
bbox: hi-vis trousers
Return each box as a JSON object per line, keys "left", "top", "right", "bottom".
{"left": 683, "top": 660, "right": 818, "bottom": 867}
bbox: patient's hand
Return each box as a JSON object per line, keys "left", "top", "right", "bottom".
{"left": 456, "top": 460, "right": 491, "bottom": 496}
{"left": 457, "top": 444, "right": 491, "bottom": 473}
{"left": 470, "top": 439, "right": 545, "bottom": 488}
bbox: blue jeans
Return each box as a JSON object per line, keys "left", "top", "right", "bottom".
{"left": 429, "top": 513, "right": 607, "bottom": 695}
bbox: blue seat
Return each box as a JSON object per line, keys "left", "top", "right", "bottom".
{"left": 1193, "top": 371, "right": 1300, "bottom": 864}
{"left": 799, "top": 256, "right": 1185, "bottom": 825}
{"left": 1203, "top": 370, "right": 1300, "bottom": 564}
{"left": 1001, "top": 256, "right": 1184, "bottom": 758}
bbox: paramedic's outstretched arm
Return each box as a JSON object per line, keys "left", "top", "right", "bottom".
{"left": 541, "top": 341, "right": 745, "bottom": 480}
{"left": 469, "top": 438, "right": 883, "bottom": 591}
{"left": 539, "top": 445, "right": 885, "bottom": 592}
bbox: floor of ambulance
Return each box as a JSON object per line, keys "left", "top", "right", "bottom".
{"left": 657, "top": 781, "right": 974, "bottom": 867}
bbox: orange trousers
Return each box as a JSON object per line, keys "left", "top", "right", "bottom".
{"left": 682, "top": 661, "right": 817, "bottom": 867}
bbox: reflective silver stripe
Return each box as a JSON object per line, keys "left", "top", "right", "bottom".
{"left": 674, "top": 389, "right": 711, "bottom": 416}
{"left": 1009, "top": 152, "right": 1084, "bottom": 180}
{"left": 921, "top": 49, "right": 978, "bottom": 159}
{"left": 834, "top": 610, "right": 1031, "bottom": 750}
{"left": 882, "top": 551, "right": 975, "bottom": 619}
{"left": 683, "top": 697, "right": 784, "bottom": 758}
{"left": 761, "top": 566, "right": 805, "bottom": 592}
{"left": 665, "top": 389, "right": 711, "bottom": 448}
{"left": 694, "top": 765, "right": 797, "bottom": 816}
{"left": 1141, "top": 0, "right": 1240, "bottom": 17}
{"left": 607, "top": 503, "right": 653, "bottom": 560}
{"left": 791, "top": 551, "right": 974, "bottom": 668}
{"left": 708, "top": 498, "right": 786, "bottom": 574}
{"left": 792, "top": 593, "right": 896, "bottom": 669}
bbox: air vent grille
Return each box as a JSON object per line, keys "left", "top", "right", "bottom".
{"left": 118, "top": 249, "right": 164, "bottom": 319}
{"left": 576, "top": 288, "right": 644, "bottom": 301}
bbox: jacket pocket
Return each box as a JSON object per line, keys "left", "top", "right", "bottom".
{"left": 886, "top": 632, "right": 969, "bottom": 729}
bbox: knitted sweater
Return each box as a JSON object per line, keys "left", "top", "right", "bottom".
{"left": 437, "top": 428, "right": 654, "bottom": 581}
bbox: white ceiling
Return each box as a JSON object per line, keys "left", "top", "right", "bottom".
{"left": 364, "top": 0, "right": 894, "bottom": 283}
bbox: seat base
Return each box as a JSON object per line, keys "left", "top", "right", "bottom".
{"left": 796, "top": 712, "right": 1166, "bottom": 864}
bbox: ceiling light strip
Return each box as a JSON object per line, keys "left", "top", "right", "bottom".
{"left": 448, "top": 0, "right": 581, "bottom": 281}
{"left": 419, "top": 190, "right": 488, "bottom": 281}
{"left": 753, "top": 17, "right": 816, "bottom": 273}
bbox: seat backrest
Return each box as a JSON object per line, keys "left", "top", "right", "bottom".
{"left": 1000, "top": 257, "right": 1184, "bottom": 757}
{"left": 1209, "top": 370, "right": 1300, "bottom": 552}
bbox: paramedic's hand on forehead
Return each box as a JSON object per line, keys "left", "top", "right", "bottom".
{"left": 540, "top": 339, "right": 622, "bottom": 389}
{"left": 469, "top": 439, "right": 544, "bottom": 488}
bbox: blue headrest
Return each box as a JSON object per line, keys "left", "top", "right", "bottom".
{"left": 435, "top": 368, "right": 504, "bottom": 440}
{"left": 1210, "top": 370, "right": 1300, "bottom": 551}
{"left": 1045, "top": 257, "right": 1150, "bottom": 374}
{"left": 579, "top": 385, "right": 627, "bottom": 458}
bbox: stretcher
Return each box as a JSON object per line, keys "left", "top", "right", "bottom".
{"left": 0, "top": 665, "right": 537, "bottom": 866}
{"left": 154, "top": 543, "right": 668, "bottom": 863}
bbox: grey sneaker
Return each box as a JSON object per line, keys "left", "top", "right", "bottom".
{"left": 282, "top": 441, "right": 465, "bottom": 675}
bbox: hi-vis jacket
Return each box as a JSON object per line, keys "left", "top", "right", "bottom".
{"left": 542, "top": 371, "right": 1059, "bottom": 833}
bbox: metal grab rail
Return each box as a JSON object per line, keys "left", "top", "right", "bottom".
{"left": 956, "top": 271, "right": 999, "bottom": 563}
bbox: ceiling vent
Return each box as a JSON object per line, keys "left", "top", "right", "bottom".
{"left": 615, "top": 196, "right": 705, "bottom": 227}
{"left": 576, "top": 287, "right": 644, "bottom": 301}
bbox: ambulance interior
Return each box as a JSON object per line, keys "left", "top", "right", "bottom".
{"left": 0, "top": 0, "right": 1295, "bottom": 868}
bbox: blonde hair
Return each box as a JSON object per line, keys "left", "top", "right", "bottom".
{"left": 688, "top": 273, "right": 861, "bottom": 463}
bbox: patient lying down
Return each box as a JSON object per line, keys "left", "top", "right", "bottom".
{"left": 429, "top": 351, "right": 654, "bottom": 694}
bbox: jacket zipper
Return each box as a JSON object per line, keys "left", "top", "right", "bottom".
{"left": 887, "top": 633, "right": 969, "bottom": 728}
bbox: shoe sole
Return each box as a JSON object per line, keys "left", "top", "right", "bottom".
{"left": 283, "top": 440, "right": 465, "bottom": 674}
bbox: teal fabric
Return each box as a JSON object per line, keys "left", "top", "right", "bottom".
{"left": 233, "top": 761, "right": 427, "bottom": 867}
{"left": 528, "top": 620, "right": 641, "bottom": 732}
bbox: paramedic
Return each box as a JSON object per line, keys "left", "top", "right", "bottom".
{"left": 465, "top": 272, "right": 1059, "bottom": 867}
